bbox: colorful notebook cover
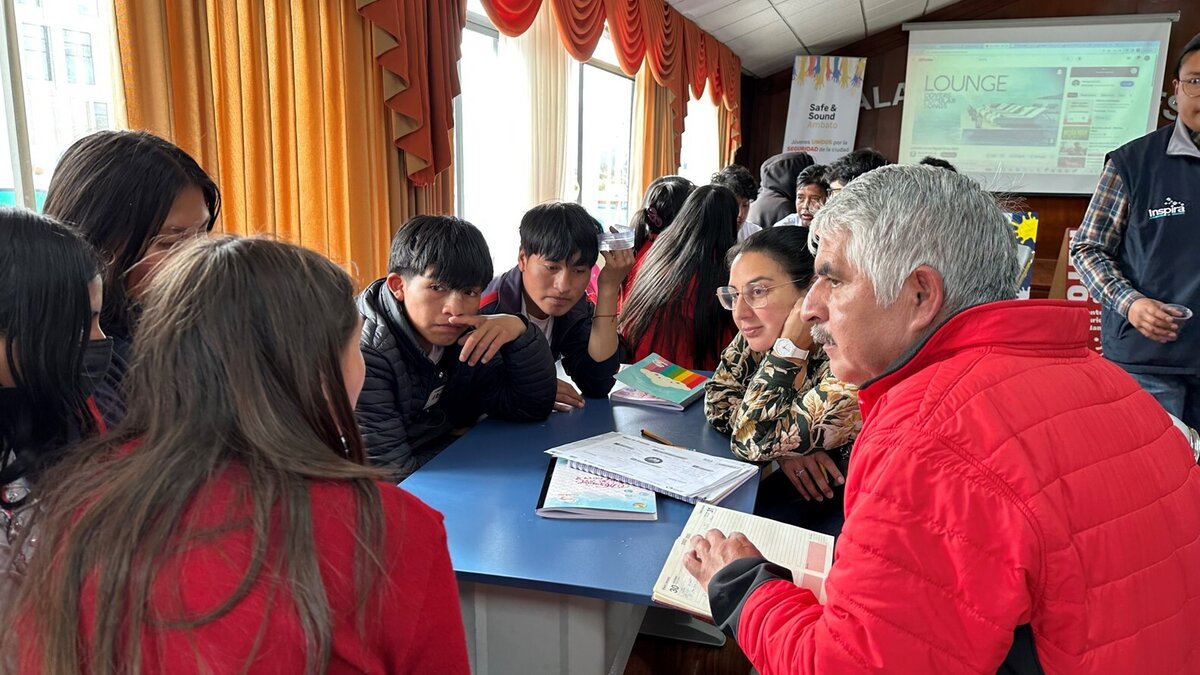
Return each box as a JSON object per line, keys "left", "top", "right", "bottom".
{"left": 536, "top": 458, "right": 657, "bottom": 520}
{"left": 612, "top": 353, "right": 708, "bottom": 408}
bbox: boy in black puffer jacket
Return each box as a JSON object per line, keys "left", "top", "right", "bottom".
{"left": 355, "top": 216, "right": 556, "bottom": 481}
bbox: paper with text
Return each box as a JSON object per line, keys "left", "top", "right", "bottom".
{"left": 653, "top": 502, "right": 836, "bottom": 619}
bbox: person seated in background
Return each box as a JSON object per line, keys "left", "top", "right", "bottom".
{"left": 745, "top": 152, "right": 814, "bottom": 229}
{"left": 825, "top": 147, "right": 890, "bottom": 196}
{"left": 685, "top": 165, "right": 1200, "bottom": 674}
{"left": 356, "top": 216, "right": 556, "bottom": 480}
{"left": 620, "top": 185, "right": 738, "bottom": 370}
{"left": 705, "top": 227, "right": 860, "bottom": 535}
{"left": 43, "top": 130, "right": 221, "bottom": 427}
{"left": 3, "top": 237, "right": 469, "bottom": 673}
{"left": 482, "top": 202, "right": 633, "bottom": 411}
{"left": 710, "top": 164, "right": 761, "bottom": 242}
{"left": 622, "top": 176, "right": 696, "bottom": 306}
{"left": 773, "top": 164, "right": 829, "bottom": 228}
{"left": 919, "top": 155, "right": 958, "bottom": 171}
{"left": 0, "top": 209, "right": 109, "bottom": 602}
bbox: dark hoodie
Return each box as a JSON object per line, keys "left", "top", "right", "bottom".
{"left": 745, "top": 152, "right": 814, "bottom": 229}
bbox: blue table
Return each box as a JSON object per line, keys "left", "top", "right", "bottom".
{"left": 401, "top": 399, "right": 758, "bottom": 675}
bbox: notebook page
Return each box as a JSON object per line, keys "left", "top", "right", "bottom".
{"left": 652, "top": 502, "right": 836, "bottom": 619}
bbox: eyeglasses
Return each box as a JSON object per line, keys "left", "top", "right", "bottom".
{"left": 797, "top": 195, "right": 826, "bottom": 209}
{"left": 1181, "top": 77, "right": 1200, "bottom": 98}
{"left": 716, "top": 279, "right": 804, "bottom": 310}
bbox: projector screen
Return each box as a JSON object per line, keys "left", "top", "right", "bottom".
{"left": 898, "top": 15, "right": 1175, "bottom": 195}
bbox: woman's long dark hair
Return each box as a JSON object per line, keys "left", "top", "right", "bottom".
{"left": 726, "top": 226, "right": 817, "bottom": 289}
{"left": 0, "top": 208, "right": 101, "bottom": 495}
{"left": 43, "top": 130, "right": 221, "bottom": 338}
{"left": 5, "top": 237, "right": 386, "bottom": 675}
{"left": 620, "top": 185, "right": 738, "bottom": 366}
{"left": 630, "top": 175, "right": 695, "bottom": 252}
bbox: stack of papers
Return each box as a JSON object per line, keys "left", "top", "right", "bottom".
{"left": 545, "top": 432, "right": 758, "bottom": 505}
{"left": 536, "top": 458, "right": 658, "bottom": 520}
{"left": 653, "top": 502, "right": 836, "bottom": 619}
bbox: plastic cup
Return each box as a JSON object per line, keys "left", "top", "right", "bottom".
{"left": 598, "top": 227, "right": 635, "bottom": 252}
{"left": 1163, "top": 303, "right": 1193, "bottom": 326}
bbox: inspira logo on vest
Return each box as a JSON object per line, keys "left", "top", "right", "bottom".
{"left": 1148, "top": 197, "right": 1187, "bottom": 220}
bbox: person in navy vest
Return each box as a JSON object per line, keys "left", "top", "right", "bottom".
{"left": 1072, "top": 32, "right": 1200, "bottom": 429}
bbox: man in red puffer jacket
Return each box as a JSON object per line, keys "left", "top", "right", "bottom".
{"left": 685, "top": 164, "right": 1200, "bottom": 674}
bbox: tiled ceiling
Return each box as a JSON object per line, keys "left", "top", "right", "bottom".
{"left": 669, "top": 0, "right": 961, "bottom": 77}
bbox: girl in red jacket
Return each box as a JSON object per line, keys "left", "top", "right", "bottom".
{"left": 620, "top": 184, "right": 739, "bottom": 370}
{"left": 3, "top": 236, "right": 468, "bottom": 674}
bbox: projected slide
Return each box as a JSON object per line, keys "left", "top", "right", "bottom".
{"left": 899, "top": 40, "right": 1163, "bottom": 194}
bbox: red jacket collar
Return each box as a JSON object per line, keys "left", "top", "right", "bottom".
{"left": 856, "top": 300, "right": 1091, "bottom": 420}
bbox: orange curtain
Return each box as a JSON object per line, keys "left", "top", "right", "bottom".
{"left": 117, "top": 0, "right": 394, "bottom": 284}
{"left": 630, "top": 64, "right": 676, "bottom": 200}
{"left": 358, "top": 0, "right": 466, "bottom": 187}
{"left": 480, "top": 0, "right": 543, "bottom": 36}
{"left": 548, "top": 0, "right": 606, "bottom": 62}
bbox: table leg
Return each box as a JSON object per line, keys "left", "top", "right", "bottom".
{"left": 637, "top": 606, "right": 727, "bottom": 647}
{"left": 459, "top": 582, "right": 647, "bottom": 675}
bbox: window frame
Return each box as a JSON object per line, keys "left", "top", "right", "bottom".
{"left": 62, "top": 27, "right": 93, "bottom": 85}
{"left": 454, "top": 13, "right": 500, "bottom": 219}
{"left": 2, "top": 3, "right": 37, "bottom": 208}
{"left": 454, "top": 8, "right": 635, "bottom": 226}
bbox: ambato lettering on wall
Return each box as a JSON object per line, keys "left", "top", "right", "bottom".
{"left": 863, "top": 79, "right": 1177, "bottom": 121}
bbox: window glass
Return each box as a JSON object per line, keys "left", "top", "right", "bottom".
{"left": 13, "top": 1, "right": 119, "bottom": 209}
{"left": 678, "top": 85, "right": 721, "bottom": 187}
{"left": 578, "top": 64, "right": 633, "bottom": 230}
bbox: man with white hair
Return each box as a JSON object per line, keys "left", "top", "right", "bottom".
{"left": 685, "top": 165, "right": 1200, "bottom": 674}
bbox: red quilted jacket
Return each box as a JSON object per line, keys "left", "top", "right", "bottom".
{"left": 727, "top": 300, "right": 1200, "bottom": 674}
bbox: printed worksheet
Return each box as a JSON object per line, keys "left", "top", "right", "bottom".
{"left": 652, "top": 502, "right": 836, "bottom": 619}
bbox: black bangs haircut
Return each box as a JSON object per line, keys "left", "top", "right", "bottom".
{"left": 519, "top": 202, "right": 602, "bottom": 267}
{"left": 631, "top": 175, "right": 696, "bottom": 252}
{"left": 710, "top": 165, "right": 757, "bottom": 201}
{"left": 620, "top": 185, "right": 738, "bottom": 367}
{"left": 43, "top": 130, "right": 221, "bottom": 339}
{"left": 827, "top": 148, "right": 891, "bottom": 186}
{"left": 725, "top": 226, "right": 816, "bottom": 291}
{"left": 919, "top": 156, "right": 958, "bottom": 172}
{"left": 795, "top": 164, "right": 830, "bottom": 192}
{"left": 0, "top": 207, "right": 102, "bottom": 494}
{"left": 388, "top": 215, "right": 493, "bottom": 290}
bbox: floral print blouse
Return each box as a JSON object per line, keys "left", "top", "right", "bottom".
{"left": 704, "top": 332, "right": 862, "bottom": 462}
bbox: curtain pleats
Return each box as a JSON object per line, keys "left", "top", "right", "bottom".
{"left": 358, "top": 0, "right": 465, "bottom": 187}
{"left": 547, "top": 0, "right": 605, "bottom": 62}
{"left": 117, "top": 0, "right": 395, "bottom": 284}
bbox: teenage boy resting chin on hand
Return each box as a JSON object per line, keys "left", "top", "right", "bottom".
{"left": 481, "top": 202, "right": 634, "bottom": 412}
{"left": 355, "top": 215, "right": 557, "bottom": 481}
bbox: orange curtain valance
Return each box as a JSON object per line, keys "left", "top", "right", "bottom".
{"left": 548, "top": 0, "right": 606, "bottom": 62}
{"left": 359, "top": 0, "right": 466, "bottom": 187}
{"left": 480, "top": 0, "right": 740, "bottom": 113}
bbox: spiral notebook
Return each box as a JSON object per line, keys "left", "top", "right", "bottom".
{"left": 544, "top": 432, "right": 758, "bottom": 505}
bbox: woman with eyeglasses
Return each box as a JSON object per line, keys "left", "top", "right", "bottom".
{"left": 704, "top": 226, "right": 861, "bottom": 533}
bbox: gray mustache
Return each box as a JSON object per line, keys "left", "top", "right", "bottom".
{"left": 811, "top": 324, "right": 834, "bottom": 346}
